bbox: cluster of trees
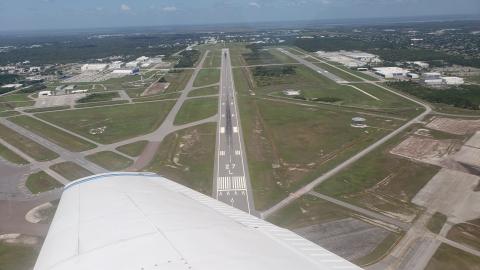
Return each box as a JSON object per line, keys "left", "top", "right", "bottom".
{"left": 253, "top": 66, "right": 296, "bottom": 77}
{"left": 0, "top": 74, "right": 21, "bottom": 85}
{"left": 0, "top": 34, "right": 186, "bottom": 65}
{"left": 388, "top": 81, "right": 480, "bottom": 110}
{"left": 175, "top": 50, "right": 200, "bottom": 68}
{"left": 294, "top": 37, "right": 392, "bottom": 52}
{"left": 77, "top": 92, "right": 117, "bottom": 103}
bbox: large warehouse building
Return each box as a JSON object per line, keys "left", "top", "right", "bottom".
{"left": 81, "top": 63, "right": 108, "bottom": 72}
{"left": 372, "top": 67, "right": 409, "bottom": 79}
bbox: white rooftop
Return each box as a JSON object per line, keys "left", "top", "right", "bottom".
{"left": 34, "top": 173, "right": 361, "bottom": 270}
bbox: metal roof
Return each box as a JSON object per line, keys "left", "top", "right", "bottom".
{"left": 34, "top": 172, "right": 362, "bottom": 270}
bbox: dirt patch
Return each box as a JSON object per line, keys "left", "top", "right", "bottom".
{"left": 390, "top": 136, "right": 461, "bottom": 168}
{"left": 141, "top": 82, "right": 170, "bottom": 96}
{"left": 426, "top": 117, "right": 480, "bottom": 135}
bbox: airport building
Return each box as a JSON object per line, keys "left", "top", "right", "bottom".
{"left": 372, "top": 67, "right": 409, "bottom": 79}
{"left": 112, "top": 67, "right": 139, "bottom": 75}
{"left": 81, "top": 64, "right": 108, "bottom": 72}
{"left": 442, "top": 76, "right": 464, "bottom": 85}
{"left": 422, "top": 72, "right": 443, "bottom": 85}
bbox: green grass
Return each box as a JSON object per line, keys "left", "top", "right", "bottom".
{"left": 427, "top": 212, "right": 447, "bottom": 234}
{"left": 0, "top": 242, "right": 41, "bottom": 270}
{"left": 353, "top": 232, "right": 403, "bottom": 266}
{"left": 0, "top": 143, "right": 29, "bottom": 165}
{"left": 174, "top": 97, "right": 218, "bottom": 125}
{"left": 25, "top": 171, "right": 62, "bottom": 194}
{"left": 163, "top": 69, "right": 194, "bottom": 93}
{"left": 242, "top": 47, "right": 297, "bottom": 66}
{"left": 0, "top": 111, "right": 20, "bottom": 117}
{"left": 316, "top": 127, "right": 440, "bottom": 221}
{"left": 76, "top": 92, "right": 119, "bottom": 103}
{"left": 0, "top": 93, "right": 33, "bottom": 102}
{"left": 0, "top": 123, "right": 58, "bottom": 161}
{"left": 50, "top": 161, "right": 93, "bottom": 181}
{"left": 203, "top": 49, "right": 221, "bottom": 68}
{"left": 144, "top": 123, "right": 216, "bottom": 195}
{"left": 86, "top": 151, "right": 133, "bottom": 171}
{"left": 425, "top": 243, "right": 480, "bottom": 270}
{"left": 250, "top": 64, "right": 416, "bottom": 111}
{"left": 237, "top": 96, "right": 405, "bottom": 211}
{"left": 38, "top": 101, "right": 175, "bottom": 144}
{"left": 193, "top": 69, "right": 220, "bottom": 87}
{"left": 447, "top": 219, "right": 480, "bottom": 251}
{"left": 0, "top": 101, "right": 35, "bottom": 111}
{"left": 116, "top": 140, "right": 148, "bottom": 157}
{"left": 187, "top": 85, "right": 219, "bottom": 97}
{"left": 9, "top": 115, "right": 96, "bottom": 152}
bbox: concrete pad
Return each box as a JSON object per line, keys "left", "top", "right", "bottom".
{"left": 412, "top": 168, "right": 480, "bottom": 223}
{"left": 454, "top": 146, "right": 480, "bottom": 169}
{"left": 465, "top": 131, "right": 480, "bottom": 148}
{"left": 34, "top": 93, "right": 85, "bottom": 108}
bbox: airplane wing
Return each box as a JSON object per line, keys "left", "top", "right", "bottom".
{"left": 34, "top": 172, "right": 362, "bottom": 270}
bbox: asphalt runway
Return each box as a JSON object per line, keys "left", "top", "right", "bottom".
{"left": 213, "top": 49, "right": 254, "bottom": 214}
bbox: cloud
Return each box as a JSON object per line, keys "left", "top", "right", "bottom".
{"left": 162, "top": 6, "right": 177, "bottom": 12}
{"left": 248, "top": 1, "right": 261, "bottom": 8}
{"left": 120, "top": 4, "right": 131, "bottom": 11}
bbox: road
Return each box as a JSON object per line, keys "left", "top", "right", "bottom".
{"left": 262, "top": 48, "right": 432, "bottom": 218}
{"left": 213, "top": 49, "right": 255, "bottom": 214}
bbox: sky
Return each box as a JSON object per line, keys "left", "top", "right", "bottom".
{"left": 0, "top": 0, "right": 479, "bottom": 31}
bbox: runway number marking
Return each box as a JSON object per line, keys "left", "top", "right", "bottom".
{"left": 220, "top": 127, "right": 225, "bottom": 134}
{"left": 233, "top": 127, "right": 238, "bottom": 133}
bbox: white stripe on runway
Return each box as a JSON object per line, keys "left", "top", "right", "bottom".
{"left": 217, "top": 176, "right": 246, "bottom": 191}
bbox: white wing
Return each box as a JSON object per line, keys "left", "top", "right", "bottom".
{"left": 34, "top": 172, "right": 362, "bottom": 270}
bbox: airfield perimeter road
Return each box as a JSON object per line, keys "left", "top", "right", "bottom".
{"left": 213, "top": 49, "right": 255, "bottom": 214}
{"left": 262, "top": 48, "right": 432, "bottom": 218}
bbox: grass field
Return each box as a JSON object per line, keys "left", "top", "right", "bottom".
{"left": 163, "top": 69, "right": 194, "bottom": 93}
{"left": 9, "top": 115, "right": 96, "bottom": 152}
{"left": 25, "top": 171, "right": 62, "bottom": 194}
{"left": 0, "top": 143, "right": 29, "bottom": 165}
{"left": 144, "top": 123, "right": 216, "bottom": 195}
{"left": 227, "top": 44, "right": 250, "bottom": 66}
{"left": 116, "top": 140, "right": 148, "bottom": 157}
{"left": 203, "top": 49, "right": 221, "bottom": 68}
{"left": 0, "top": 242, "right": 41, "bottom": 270}
{"left": 237, "top": 96, "right": 404, "bottom": 211}
{"left": 0, "top": 101, "right": 35, "bottom": 112}
{"left": 0, "top": 123, "right": 58, "bottom": 161}
{"left": 76, "top": 92, "right": 119, "bottom": 103}
{"left": 50, "top": 161, "right": 93, "bottom": 181}
{"left": 425, "top": 243, "right": 480, "bottom": 270}
{"left": 38, "top": 101, "right": 175, "bottom": 144}
{"left": 427, "top": 212, "right": 448, "bottom": 234}
{"left": 316, "top": 126, "right": 440, "bottom": 222}
{"left": 188, "top": 85, "right": 219, "bottom": 97}
{"left": 86, "top": 151, "right": 133, "bottom": 171}
{"left": 248, "top": 64, "right": 416, "bottom": 111}
{"left": 447, "top": 218, "right": 480, "bottom": 251}
{"left": 174, "top": 97, "right": 218, "bottom": 125}
{"left": 193, "top": 69, "right": 220, "bottom": 87}
{"left": 242, "top": 48, "right": 298, "bottom": 66}
{"left": 0, "top": 111, "right": 20, "bottom": 117}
